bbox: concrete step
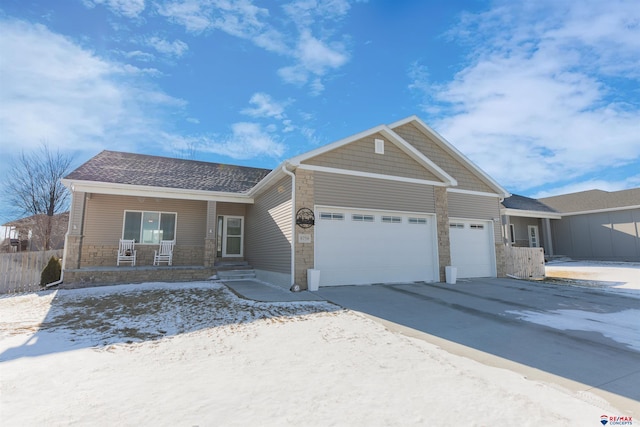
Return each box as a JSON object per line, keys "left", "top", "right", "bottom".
{"left": 217, "top": 269, "right": 257, "bottom": 280}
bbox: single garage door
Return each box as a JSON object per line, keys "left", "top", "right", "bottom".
{"left": 449, "top": 219, "right": 496, "bottom": 278}
{"left": 315, "top": 207, "right": 438, "bottom": 286}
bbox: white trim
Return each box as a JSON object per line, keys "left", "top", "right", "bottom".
{"left": 447, "top": 187, "right": 505, "bottom": 198}
{"left": 63, "top": 179, "right": 254, "bottom": 204}
{"left": 288, "top": 124, "right": 457, "bottom": 186}
{"left": 555, "top": 205, "right": 640, "bottom": 217}
{"left": 527, "top": 225, "right": 540, "bottom": 248}
{"left": 247, "top": 165, "right": 286, "bottom": 197}
{"left": 501, "top": 208, "right": 562, "bottom": 220}
{"left": 297, "top": 164, "right": 449, "bottom": 187}
{"left": 389, "top": 115, "right": 510, "bottom": 198}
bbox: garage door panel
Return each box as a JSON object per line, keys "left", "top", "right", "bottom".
{"left": 315, "top": 208, "right": 437, "bottom": 286}
{"left": 449, "top": 220, "right": 496, "bottom": 278}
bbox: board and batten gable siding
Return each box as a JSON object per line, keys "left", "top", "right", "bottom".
{"left": 302, "top": 133, "right": 443, "bottom": 182}
{"left": 393, "top": 123, "right": 495, "bottom": 194}
{"left": 448, "top": 192, "right": 502, "bottom": 242}
{"left": 314, "top": 171, "right": 436, "bottom": 213}
{"left": 82, "top": 194, "right": 207, "bottom": 246}
{"left": 245, "top": 177, "right": 292, "bottom": 274}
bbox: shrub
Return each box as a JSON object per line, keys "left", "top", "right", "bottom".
{"left": 40, "top": 256, "right": 62, "bottom": 288}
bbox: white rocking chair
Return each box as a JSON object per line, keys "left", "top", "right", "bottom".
{"left": 154, "top": 240, "right": 175, "bottom": 266}
{"left": 117, "top": 239, "right": 137, "bottom": 266}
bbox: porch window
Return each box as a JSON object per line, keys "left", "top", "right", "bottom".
{"left": 123, "top": 211, "right": 176, "bottom": 244}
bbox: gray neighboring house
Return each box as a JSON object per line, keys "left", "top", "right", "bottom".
{"left": 540, "top": 189, "right": 640, "bottom": 262}
{"left": 501, "top": 194, "right": 561, "bottom": 258}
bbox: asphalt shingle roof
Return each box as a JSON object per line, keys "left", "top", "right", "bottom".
{"left": 539, "top": 188, "right": 640, "bottom": 213}
{"left": 501, "top": 194, "right": 558, "bottom": 213}
{"left": 65, "top": 151, "right": 272, "bottom": 193}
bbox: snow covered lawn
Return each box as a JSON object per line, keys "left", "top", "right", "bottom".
{"left": 545, "top": 260, "right": 640, "bottom": 293}
{"left": 0, "top": 282, "right": 621, "bottom": 425}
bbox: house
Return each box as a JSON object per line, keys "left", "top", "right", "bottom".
{"left": 60, "top": 115, "right": 510, "bottom": 289}
{"left": 540, "top": 189, "right": 640, "bottom": 262}
{"left": 1, "top": 212, "right": 69, "bottom": 252}
{"left": 500, "top": 194, "right": 561, "bottom": 258}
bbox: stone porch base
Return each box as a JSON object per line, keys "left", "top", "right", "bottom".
{"left": 61, "top": 266, "right": 216, "bottom": 289}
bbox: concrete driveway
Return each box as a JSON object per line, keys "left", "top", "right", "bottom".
{"left": 316, "top": 278, "right": 640, "bottom": 414}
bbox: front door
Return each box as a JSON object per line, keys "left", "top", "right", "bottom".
{"left": 222, "top": 216, "right": 244, "bottom": 257}
{"left": 528, "top": 225, "right": 539, "bottom": 248}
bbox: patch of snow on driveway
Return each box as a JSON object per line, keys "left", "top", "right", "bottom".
{"left": 545, "top": 260, "right": 640, "bottom": 294}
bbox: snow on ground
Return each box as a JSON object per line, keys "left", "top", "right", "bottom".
{"left": 0, "top": 282, "right": 623, "bottom": 426}
{"left": 545, "top": 260, "right": 640, "bottom": 293}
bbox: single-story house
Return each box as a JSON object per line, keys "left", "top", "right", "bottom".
{"left": 540, "top": 189, "right": 640, "bottom": 262}
{"left": 2, "top": 212, "right": 69, "bottom": 252}
{"left": 500, "top": 189, "right": 640, "bottom": 262}
{"left": 61, "top": 115, "right": 511, "bottom": 289}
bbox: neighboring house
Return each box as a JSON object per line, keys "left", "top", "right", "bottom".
{"left": 501, "top": 194, "right": 561, "bottom": 258}
{"left": 1, "top": 212, "right": 69, "bottom": 252}
{"left": 540, "top": 189, "right": 640, "bottom": 262}
{"left": 61, "top": 115, "right": 510, "bottom": 289}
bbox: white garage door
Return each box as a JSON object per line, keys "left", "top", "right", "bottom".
{"left": 315, "top": 207, "right": 438, "bottom": 286}
{"left": 449, "top": 219, "right": 496, "bottom": 278}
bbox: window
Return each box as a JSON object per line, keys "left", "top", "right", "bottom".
{"left": 409, "top": 217, "right": 427, "bottom": 225}
{"left": 449, "top": 223, "right": 464, "bottom": 229}
{"left": 352, "top": 214, "right": 374, "bottom": 222}
{"left": 374, "top": 138, "right": 384, "bottom": 154}
{"left": 381, "top": 216, "right": 402, "bottom": 223}
{"left": 509, "top": 224, "right": 516, "bottom": 244}
{"left": 123, "top": 211, "right": 176, "bottom": 244}
{"left": 470, "top": 224, "right": 484, "bottom": 230}
{"left": 320, "top": 212, "right": 344, "bottom": 220}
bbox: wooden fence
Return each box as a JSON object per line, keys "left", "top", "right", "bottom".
{"left": 505, "top": 246, "right": 545, "bottom": 279}
{"left": 0, "top": 250, "right": 63, "bottom": 294}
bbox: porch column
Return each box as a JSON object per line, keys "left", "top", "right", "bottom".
{"left": 64, "top": 191, "right": 86, "bottom": 269}
{"left": 542, "top": 218, "right": 554, "bottom": 256}
{"left": 204, "top": 201, "right": 217, "bottom": 267}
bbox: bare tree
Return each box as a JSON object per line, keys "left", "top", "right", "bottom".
{"left": 5, "top": 144, "right": 74, "bottom": 250}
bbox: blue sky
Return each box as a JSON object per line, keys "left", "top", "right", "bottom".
{"left": 1, "top": 0, "right": 639, "bottom": 222}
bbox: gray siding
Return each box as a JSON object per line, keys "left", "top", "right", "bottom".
{"left": 245, "top": 177, "right": 292, "bottom": 274}
{"left": 314, "top": 172, "right": 435, "bottom": 213}
{"left": 304, "top": 133, "right": 441, "bottom": 182}
{"left": 551, "top": 208, "right": 640, "bottom": 261}
{"left": 509, "top": 217, "right": 547, "bottom": 249}
{"left": 68, "top": 191, "right": 86, "bottom": 236}
{"left": 83, "top": 194, "right": 207, "bottom": 246}
{"left": 448, "top": 192, "right": 501, "bottom": 242}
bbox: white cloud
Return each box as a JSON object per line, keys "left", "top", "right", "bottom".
{"left": 83, "top": 0, "right": 146, "bottom": 18}
{"left": 412, "top": 0, "right": 640, "bottom": 193}
{"left": 241, "top": 93, "right": 288, "bottom": 119}
{"left": 200, "top": 122, "right": 286, "bottom": 159}
{"left": 147, "top": 37, "right": 189, "bottom": 57}
{"left": 0, "top": 19, "right": 186, "bottom": 163}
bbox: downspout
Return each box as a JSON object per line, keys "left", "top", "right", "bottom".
{"left": 281, "top": 163, "right": 296, "bottom": 289}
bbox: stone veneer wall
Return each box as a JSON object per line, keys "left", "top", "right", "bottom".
{"left": 495, "top": 243, "right": 506, "bottom": 277}
{"left": 435, "top": 187, "right": 451, "bottom": 282}
{"left": 62, "top": 267, "right": 216, "bottom": 288}
{"left": 294, "top": 169, "right": 315, "bottom": 288}
{"left": 80, "top": 244, "right": 205, "bottom": 267}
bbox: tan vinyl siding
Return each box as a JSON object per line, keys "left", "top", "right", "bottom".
{"left": 83, "top": 194, "right": 207, "bottom": 246}
{"left": 303, "top": 133, "right": 442, "bottom": 182}
{"left": 245, "top": 177, "right": 292, "bottom": 274}
{"left": 448, "top": 192, "right": 502, "bottom": 241}
{"left": 393, "top": 123, "right": 495, "bottom": 193}
{"left": 314, "top": 171, "right": 435, "bottom": 213}
{"left": 68, "top": 191, "right": 86, "bottom": 236}
{"left": 217, "top": 202, "right": 247, "bottom": 217}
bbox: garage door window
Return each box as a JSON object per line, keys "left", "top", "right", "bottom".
{"left": 320, "top": 212, "right": 344, "bottom": 220}
{"left": 470, "top": 224, "right": 485, "bottom": 230}
{"left": 352, "top": 214, "right": 375, "bottom": 222}
{"left": 450, "top": 223, "right": 464, "bottom": 229}
{"left": 409, "top": 217, "right": 427, "bottom": 225}
{"left": 381, "top": 216, "right": 402, "bottom": 223}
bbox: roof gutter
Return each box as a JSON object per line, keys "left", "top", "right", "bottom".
{"left": 281, "top": 163, "right": 296, "bottom": 289}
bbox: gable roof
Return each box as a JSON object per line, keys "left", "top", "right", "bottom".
{"left": 388, "top": 116, "right": 510, "bottom": 197}
{"left": 539, "top": 188, "right": 640, "bottom": 214}
{"left": 64, "top": 151, "right": 271, "bottom": 194}
{"left": 287, "top": 123, "right": 458, "bottom": 187}
{"left": 501, "top": 194, "right": 561, "bottom": 219}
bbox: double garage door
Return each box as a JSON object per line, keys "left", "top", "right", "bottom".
{"left": 315, "top": 207, "right": 439, "bottom": 286}
{"left": 314, "top": 207, "right": 497, "bottom": 286}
